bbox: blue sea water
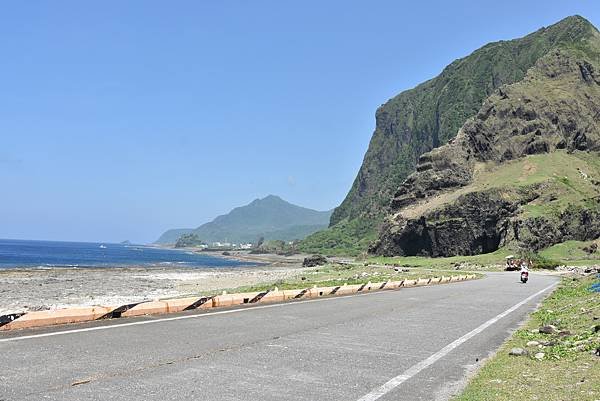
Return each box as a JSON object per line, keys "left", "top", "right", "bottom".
{"left": 0, "top": 239, "right": 254, "bottom": 269}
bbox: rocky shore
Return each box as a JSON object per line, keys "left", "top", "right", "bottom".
{"left": 0, "top": 253, "right": 312, "bottom": 316}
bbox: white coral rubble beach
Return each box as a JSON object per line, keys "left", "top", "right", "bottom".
{"left": 0, "top": 263, "right": 310, "bottom": 316}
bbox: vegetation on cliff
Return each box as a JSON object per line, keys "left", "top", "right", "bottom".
{"left": 298, "top": 217, "right": 377, "bottom": 256}
{"left": 374, "top": 17, "right": 600, "bottom": 256}
{"left": 303, "top": 15, "right": 600, "bottom": 256}
{"left": 174, "top": 233, "right": 205, "bottom": 248}
{"left": 374, "top": 150, "right": 600, "bottom": 256}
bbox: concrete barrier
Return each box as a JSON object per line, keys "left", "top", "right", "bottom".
{"left": 388, "top": 280, "right": 405, "bottom": 289}
{"left": 282, "top": 289, "right": 305, "bottom": 300}
{"left": 2, "top": 306, "right": 113, "bottom": 330}
{"left": 230, "top": 292, "right": 260, "bottom": 305}
{"left": 321, "top": 286, "right": 339, "bottom": 296}
{"left": 335, "top": 284, "right": 361, "bottom": 296}
{"left": 0, "top": 273, "right": 480, "bottom": 331}
{"left": 122, "top": 301, "right": 168, "bottom": 317}
{"left": 259, "top": 291, "right": 286, "bottom": 304}
{"left": 212, "top": 295, "right": 235, "bottom": 308}
{"left": 165, "top": 297, "right": 204, "bottom": 313}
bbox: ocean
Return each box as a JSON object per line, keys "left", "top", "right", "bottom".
{"left": 0, "top": 239, "right": 253, "bottom": 269}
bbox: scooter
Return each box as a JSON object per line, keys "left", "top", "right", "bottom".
{"left": 520, "top": 271, "right": 529, "bottom": 284}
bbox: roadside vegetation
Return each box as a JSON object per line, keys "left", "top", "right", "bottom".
{"left": 190, "top": 263, "right": 479, "bottom": 296}
{"left": 453, "top": 275, "right": 600, "bottom": 401}
{"left": 298, "top": 217, "right": 378, "bottom": 256}
{"left": 249, "top": 239, "right": 300, "bottom": 255}
{"left": 367, "top": 235, "right": 600, "bottom": 272}
{"left": 366, "top": 248, "right": 512, "bottom": 271}
{"left": 539, "top": 239, "right": 600, "bottom": 266}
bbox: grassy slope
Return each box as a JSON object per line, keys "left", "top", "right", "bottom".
{"left": 540, "top": 240, "right": 600, "bottom": 266}
{"left": 401, "top": 151, "right": 600, "bottom": 220}
{"left": 453, "top": 276, "right": 600, "bottom": 401}
{"left": 368, "top": 241, "right": 600, "bottom": 274}
{"left": 366, "top": 151, "right": 600, "bottom": 266}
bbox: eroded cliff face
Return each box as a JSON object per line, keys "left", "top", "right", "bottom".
{"left": 372, "top": 43, "right": 600, "bottom": 257}
{"left": 331, "top": 16, "right": 598, "bottom": 229}
{"left": 300, "top": 16, "right": 600, "bottom": 256}
{"left": 377, "top": 190, "right": 519, "bottom": 257}
{"left": 374, "top": 184, "right": 600, "bottom": 257}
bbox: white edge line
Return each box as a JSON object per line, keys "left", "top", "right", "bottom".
{"left": 0, "top": 289, "right": 397, "bottom": 343}
{"left": 356, "top": 282, "right": 557, "bottom": 401}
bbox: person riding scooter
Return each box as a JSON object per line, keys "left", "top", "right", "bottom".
{"left": 520, "top": 262, "right": 529, "bottom": 283}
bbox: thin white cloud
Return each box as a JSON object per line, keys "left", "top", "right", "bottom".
{"left": 287, "top": 175, "right": 296, "bottom": 186}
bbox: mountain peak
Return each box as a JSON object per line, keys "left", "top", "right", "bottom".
{"left": 156, "top": 195, "right": 332, "bottom": 244}
{"left": 555, "top": 15, "right": 594, "bottom": 29}
{"left": 261, "top": 194, "right": 284, "bottom": 202}
{"left": 248, "top": 194, "right": 286, "bottom": 206}
{"left": 537, "top": 14, "right": 599, "bottom": 40}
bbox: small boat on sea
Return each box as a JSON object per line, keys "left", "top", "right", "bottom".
{"left": 99, "top": 245, "right": 107, "bottom": 249}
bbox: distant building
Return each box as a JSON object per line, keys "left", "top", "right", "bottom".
{"left": 211, "top": 242, "right": 232, "bottom": 248}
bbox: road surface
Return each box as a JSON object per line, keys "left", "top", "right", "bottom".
{"left": 0, "top": 272, "right": 557, "bottom": 401}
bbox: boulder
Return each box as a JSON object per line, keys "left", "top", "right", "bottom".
{"left": 539, "top": 325, "right": 558, "bottom": 334}
{"left": 509, "top": 348, "right": 528, "bottom": 356}
{"left": 302, "top": 255, "right": 328, "bottom": 267}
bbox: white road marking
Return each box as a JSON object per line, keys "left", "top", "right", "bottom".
{"left": 0, "top": 290, "right": 391, "bottom": 343}
{"left": 356, "top": 282, "right": 557, "bottom": 401}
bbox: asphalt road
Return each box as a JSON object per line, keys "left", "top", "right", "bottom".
{"left": 0, "top": 272, "right": 557, "bottom": 401}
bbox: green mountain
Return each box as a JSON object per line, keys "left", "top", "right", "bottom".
{"left": 155, "top": 195, "right": 332, "bottom": 245}
{"left": 301, "top": 15, "right": 600, "bottom": 256}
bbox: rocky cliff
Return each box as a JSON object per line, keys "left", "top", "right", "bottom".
{"left": 306, "top": 15, "right": 599, "bottom": 255}
{"left": 371, "top": 18, "right": 600, "bottom": 256}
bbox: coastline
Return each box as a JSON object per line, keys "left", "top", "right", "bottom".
{"left": 0, "top": 251, "right": 314, "bottom": 316}
{"left": 149, "top": 243, "right": 310, "bottom": 265}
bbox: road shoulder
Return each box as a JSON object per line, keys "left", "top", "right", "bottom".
{"left": 452, "top": 275, "right": 600, "bottom": 401}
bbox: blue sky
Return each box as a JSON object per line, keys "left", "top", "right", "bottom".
{"left": 1, "top": 1, "right": 598, "bottom": 243}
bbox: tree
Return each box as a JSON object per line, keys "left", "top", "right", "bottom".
{"left": 174, "top": 233, "right": 205, "bottom": 248}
